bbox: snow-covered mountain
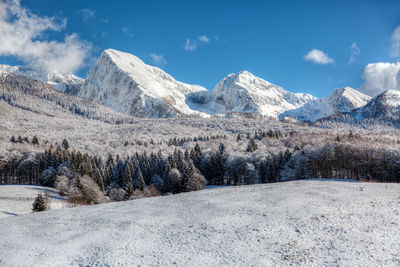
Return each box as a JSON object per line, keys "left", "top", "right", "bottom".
{"left": 79, "top": 49, "right": 208, "bottom": 118}
{"left": 281, "top": 87, "right": 371, "bottom": 122}
{"left": 0, "top": 64, "right": 84, "bottom": 94}
{"left": 188, "top": 71, "right": 316, "bottom": 118}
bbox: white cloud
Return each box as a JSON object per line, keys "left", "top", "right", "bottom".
{"left": 348, "top": 42, "right": 360, "bottom": 64}
{"left": 304, "top": 49, "right": 334, "bottom": 65}
{"left": 184, "top": 39, "right": 197, "bottom": 51}
{"left": 0, "top": 0, "right": 91, "bottom": 74}
{"left": 78, "top": 8, "right": 96, "bottom": 23}
{"left": 149, "top": 53, "right": 167, "bottom": 66}
{"left": 358, "top": 62, "right": 400, "bottom": 96}
{"left": 390, "top": 25, "right": 400, "bottom": 59}
{"left": 198, "top": 35, "right": 210, "bottom": 43}
{"left": 122, "top": 27, "right": 134, "bottom": 37}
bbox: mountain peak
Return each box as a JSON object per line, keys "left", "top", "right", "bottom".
{"left": 79, "top": 49, "right": 208, "bottom": 117}
{"left": 207, "top": 71, "right": 315, "bottom": 118}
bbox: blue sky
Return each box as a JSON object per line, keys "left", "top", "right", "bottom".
{"left": 1, "top": 0, "right": 400, "bottom": 97}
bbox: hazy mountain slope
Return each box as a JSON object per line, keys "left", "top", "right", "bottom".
{"left": 79, "top": 49, "right": 208, "bottom": 118}
{"left": 188, "top": 71, "right": 315, "bottom": 118}
{"left": 315, "top": 89, "right": 400, "bottom": 127}
{"left": 0, "top": 64, "right": 84, "bottom": 95}
{"left": 353, "top": 89, "right": 400, "bottom": 120}
{"left": 0, "top": 71, "right": 131, "bottom": 124}
{"left": 0, "top": 181, "right": 399, "bottom": 266}
{"left": 281, "top": 87, "right": 371, "bottom": 122}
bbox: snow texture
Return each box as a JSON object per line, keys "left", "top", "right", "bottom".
{"left": 0, "top": 181, "right": 399, "bottom": 266}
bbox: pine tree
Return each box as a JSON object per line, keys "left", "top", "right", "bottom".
{"left": 191, "top": 143, "right": 203, "bottom": 169}
{"left": 106, "top": 153, "right": 114, "bottom": 166}
{"left": 32, "top": 135, "right": 39, "bottom": 145}
{"left": 137, "top": 167, "right": 145, "bottom": 191}
{"left": 181, "top": 159, "right": 194, "bottom": 192}
{"left": 236, "top": 134, "right": 241, "bottom": 141}
{"left": 115, "top": 160, "right": 125, "bottom": 186}
{"left": 246, "top": 139, "right": 258, "bottom": 153}
{"left": 62, "top": 139, "right": 69, "bottom": 150}
{"left": 104, "top": 162, "right": 114, "bottom": 188}
{"left": 208, "top": 143, "right": 227, "bottom": 185}
{"left": 32, "top": 193, "right": 49, "bottom": 212}
{"left": 124, "top": 162, "right": 134, "bottom": 198}
{"left": 10, "top": 136, "right": 16, "bottom": 143}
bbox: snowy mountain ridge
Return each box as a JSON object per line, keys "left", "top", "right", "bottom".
{"left": 2, "top": 48, "right": 398, "bottom": 122}
{"left": 79, "top": 49, "right": 318, "bottom": 118}
{"left": 281, "top": 86, "right": 372, "bottom": 122}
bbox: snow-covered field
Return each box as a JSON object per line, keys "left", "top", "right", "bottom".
{"left": 0, "top": 185, "right": 67, "bottom": 218}
{"left": 0, "top": 180, "right": 399, "bottom": 266}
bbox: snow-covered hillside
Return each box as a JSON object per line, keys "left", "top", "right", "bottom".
{"left": 0, "top": 181, "right": 399, "bottom": 266}
{"left": 79, "top": 49, "right": 208, "bottom": 117}
{"left": 188, "top": 71, "right": 316, "bottom": 118}
{"left": 0, "top": 185, "right": 67, "bottom": 218}
{"left": 281, "top": 87, "right": 371, "bottom": 122}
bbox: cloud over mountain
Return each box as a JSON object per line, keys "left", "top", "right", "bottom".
{"left": 359, "top": 62, "right": 400, "bottom": 96}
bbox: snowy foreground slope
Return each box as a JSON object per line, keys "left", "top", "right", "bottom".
{"left": 1, "top": 181, "right": 399, "bottom": 266}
